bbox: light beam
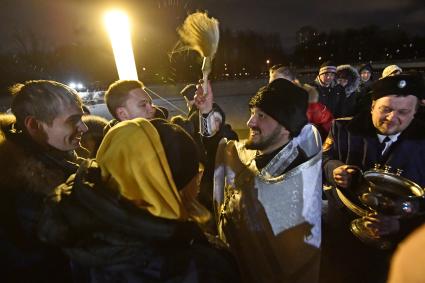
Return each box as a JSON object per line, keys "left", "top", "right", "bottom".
{"left": 104, "top": 10, "right": 138, "bottom": 80}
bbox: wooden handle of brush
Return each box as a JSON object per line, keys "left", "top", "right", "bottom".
{"left": 202, "top": 57, "right": 212, "bottom": 95}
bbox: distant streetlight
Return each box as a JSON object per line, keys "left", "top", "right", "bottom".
{"left": 68, "top": 81, "right": 85, "bottom": 91}
{"left": 266, "top": 59, "right": 270, "bottom": 65}
{"left": 104, "top": 10, "right": 138, "bottom": 80}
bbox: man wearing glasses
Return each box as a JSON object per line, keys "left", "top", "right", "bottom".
{"left": 321, "top": 73, "right": 425, "bottom": 283}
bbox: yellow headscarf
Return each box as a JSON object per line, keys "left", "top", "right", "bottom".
{"left": 96, "top": 118, "right": 188, "bottom": 220}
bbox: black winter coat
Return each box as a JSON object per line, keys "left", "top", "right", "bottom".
{"left": 38, "top": 160, "right": 240, "bottom": 283}
{"left": 0, "top": 115, "right": 79, "bottom": 283}
{"left": 312, "top": 79, "right": 345, "bottom": 118}
{"left": 320, "top": 113, "right": 425, "bottom": 283}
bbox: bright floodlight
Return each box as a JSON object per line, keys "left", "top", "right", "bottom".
{"left": 104, "top": 10, "right": 138, "bottom": 80}
{"left": 69, "top": 82, "right": 77, "bottom": 89}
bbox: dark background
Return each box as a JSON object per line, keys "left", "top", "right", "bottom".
{"left": 0, "top": 0, "right": 424, "bottom": 98}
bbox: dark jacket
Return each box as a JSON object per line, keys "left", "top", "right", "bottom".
{"left": 355, "top": 81, "right": 374, "bottom": 114}
{"left": 188, "top": 103, "right": 238, "bottom": 214}
{"left": 323, "top": 113, "right": 425, "bottom": 187}
{"left": 336, "top": 65, "right": 361, "bottom": 117}
{"left": 320, "top": 113, "right": 425, "bottom": 283}
{"left": 38, "top": 160, "right": 240, "bottom": 283}
{"left": 354, "top": 64, "right": 375, "bottom": 114}
{"left": 312, "top": 78, "right": 345, "bottom": 118}
{"left": 0, "top": 114, "right": 79, "bottom": 283}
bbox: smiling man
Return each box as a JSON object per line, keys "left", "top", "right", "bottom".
{"left": 312, "top": 60, "right": 345, "bottom": 118}
{"left": 321, "top": 73, "right": 425, "bottom": 283}
{"left": 214, "top": 78, "right": 323, "bottom": 283}
{"left": 0, "top": 80, "right": 87, "bottom": 282}
{"left": 103, "top": 80, "right": 163, "bottom": 133}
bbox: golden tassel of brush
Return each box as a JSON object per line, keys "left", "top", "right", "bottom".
{"left": 178, "top": 12, "right": 219, "bottom": 95}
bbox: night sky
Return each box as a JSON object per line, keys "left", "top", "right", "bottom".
{"left": 0, "top": 0, "right": 424, "bottom": 52}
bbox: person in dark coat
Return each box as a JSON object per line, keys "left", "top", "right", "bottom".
{"left": 38, "top": 118, "right": 240, "bottom": 283}
{"left": 320, "top": 73, "right": 425, "bottom": 283}
{"left": 311, "top": 61, "right": 345, "bottom": 118}
{"left": 0, "top": 80, "right": 88, "bottom": 283}
{"left": 336, "top": 64, "right": 361, "bottom": 117}
{"left": 355, "top": 63, "right": 375, "bottom": 113}
{"left": 180, "top": 81, "right": 238, "bottom": 214}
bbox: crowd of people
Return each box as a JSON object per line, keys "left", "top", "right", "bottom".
{"left": 1, "top": 61, "right": 425, "bottom": 283}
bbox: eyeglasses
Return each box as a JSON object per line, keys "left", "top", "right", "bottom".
{"left": 377, "top": 106, "right": 413, "bottom": 117}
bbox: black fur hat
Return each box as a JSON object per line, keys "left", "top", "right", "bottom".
{"left": 371, "top": 73, "right": 425, "bottom": 101}
{"left": 249, "top": 79, "right": 308, "bottom": 136}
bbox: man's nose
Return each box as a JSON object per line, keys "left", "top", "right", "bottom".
{"left": 386, "top": 111, "right": 397, "bottom": 121}
{"left": 79, "top": 121, "right": 89, "bottom": 133}
{"left": 148, "top": 103, "right": 155, "bottom": 113}
{"left": 247, "top": 115, "right": 256, "bottom": 127}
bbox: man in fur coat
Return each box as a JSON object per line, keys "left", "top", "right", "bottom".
{"left": 0, "top": 80, "right": 88, "bottom": 282}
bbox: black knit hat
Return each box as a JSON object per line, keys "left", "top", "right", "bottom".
{"left": 359, "top": 63, "right": 373, "bottom": 73}
{"left": 249, "top": 78, "right": 308, "bottom": 136}
{"left": 371, "top": 73, "right": 425, "bottom": 101}
{"left": 150, "top": 118, "right": 200, "bottom": 190}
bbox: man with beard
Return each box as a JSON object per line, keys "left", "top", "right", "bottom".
{"left": 321, "top": 73, "right": 425, "bottom": 283}
{"left": 0, "top": 80, "right": 88, "bottom": 282}
{"left": 213, "top": 78, "right": 323, "bottom": 283}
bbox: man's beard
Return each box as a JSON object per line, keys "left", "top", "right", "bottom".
{"left": 245, "top": 126, "right": 282, "bottom": 151}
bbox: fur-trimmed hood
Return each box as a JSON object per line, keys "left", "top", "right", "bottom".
{"left": 336, "top": 64, "right": 361, "bottom": 96}
{"left": 0, "top": 114, "right": 78, "bottom": 195}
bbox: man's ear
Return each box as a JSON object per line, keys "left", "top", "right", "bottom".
{"left": 24, "top": 116, "right": 42, "bottom": 136}
{"left": 115, "top": 107, "right": 129, "bottom": 121}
